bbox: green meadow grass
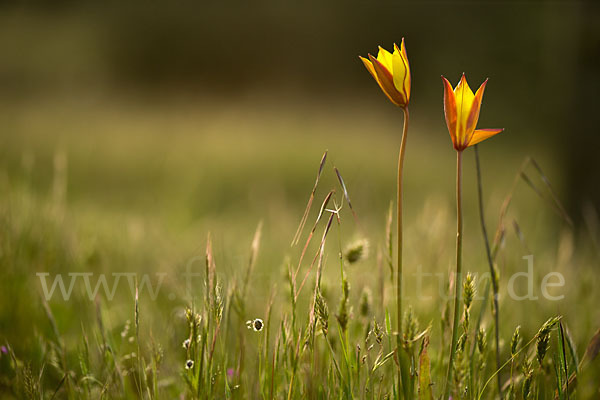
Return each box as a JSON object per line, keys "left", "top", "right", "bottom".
{"left": 0, "top": 95, "right": 599, "bottom": 398}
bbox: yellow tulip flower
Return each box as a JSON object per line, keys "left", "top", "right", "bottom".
{"left": 442, "top": 74, "right": 503, "bottom": 151}
{"left": 360, "top": 39, "right": 410, "bottom": 108}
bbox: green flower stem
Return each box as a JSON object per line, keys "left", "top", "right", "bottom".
{"left": 396, "top": 106, "right": 409, "bottom": 395}
{"left": 444, "top": 150, "right": 463, "bottom": 399}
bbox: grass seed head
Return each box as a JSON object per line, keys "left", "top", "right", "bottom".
{"left": 535, "top": 316, "right": 560, "bottom": 365}
{"left": 315, "top": 290, "right": 329, "bottom": 335}
{"left": 522, "top": 359, "right": 533, "bottom": 399}
{"left": 344, "top": 238, "right": 369, "bottom": 264}
{"left": 372, "top": 318, "right": 384, "bottom": 345}
{"left": 359, "top": 287, "right": 372, "bottom": 318}
{"left": 463, "top": 272, "right": 476, "bottom": 310}
{"left": 402, "top": 306, "right": 419, "bottom": 346}
{"left": 457, "top": 332, "right": 467, "bottom": 353}
{"left": 511, "top": 325, "right": 521, "bottom": 356}
{"left": 477, "top": 327, "right": 487, "bottom": 354}
{"left": 336, "top": 279, "right": 350, "bottom": 332}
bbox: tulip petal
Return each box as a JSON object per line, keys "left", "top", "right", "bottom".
{"left": 359, "top": 56, "right": 378, "bottom": 82}
{"left": 399, "top": 39, "right": 411, "bottom": 101}
{"left": 369, "top": 54, "right": 404, "bottom": 106}
{"left": 468, "top": 128, "right": 504, "bottom": 147}
{"left": 464, "top": 79, "right": 488, "bottom": 145}
{"left": 376, "top": 46, "right": 394, "bottom": 72}
{"left": 392, "top": 43, "right": 410, "bottom": 102}
{"left": 442, "top": 76, "right": 458, "bottom": 148}
{"left": 454, "top": 74, "right": 475, "bottom": 146}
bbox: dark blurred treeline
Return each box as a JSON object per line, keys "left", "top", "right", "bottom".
{"left": 0, "top": 0, "right": 598, "bottom": 220}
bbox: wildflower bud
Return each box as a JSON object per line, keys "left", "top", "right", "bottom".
{"left": 246, "top": 319, "right": 264, "bottom": 332}
{"left": 360, "top": 39, "right": 411, "bottom": 108}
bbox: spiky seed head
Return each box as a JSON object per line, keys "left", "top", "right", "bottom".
{"left": 457, "top": 332, "right": 467, "bottom": 353}
{"left": 511, "top": 325, "right": 521, "bottom": 356}
{"left": 462, "top": 307, "right": 471, "bottom": 331}
{"left": 506, "top": 384, "right": 516, "bottom": 400}
{"left": 537, "top": 316, "right": 561, "bottom": 338}
{"left": 463, "top": 272, "right": 476, "bottom": 310}
{"left": 336, "top": 279, "right": 350, "bottom": 332}
{"left": 477, "top": 327, "right": 487, "bottom": 354}
{"left": 536, "top": 316, "right": 560, "bottom": 365}
{"left": 214, "top": 284, "right": 224, "bottom": 323}
{"left": 185, "top": 308, "right": 194, "bottom": 324}
{"left": 536, "top": 334, "right": 550, "bottom": 365}
{"left": 522, "top": 359, "right": 533, "bottom": 399}
{"left": 372, "top": 318, "right": 384, "bottom": 345}
{"left": 359, "top": 287, "right": 372, "bottom": 318}
{"left": 344, "top": 239, "right": 369, "bottom": 264}
{"left": 403, "top": 306, "right": 419, "bottom": 345}
{"left": 315, "top": 290, "right": 329, "bottom": 335}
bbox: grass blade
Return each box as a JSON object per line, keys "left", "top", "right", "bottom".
{"left": 292, "top": 150, "right": 328, "bottom": 246}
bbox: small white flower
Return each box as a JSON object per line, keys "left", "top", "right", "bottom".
{"left": 182, "top": 339, "right": 191, "bottom": 349}
{"left": 246, "top": 318, "right": 264, "bottom": 332}
{"left": 185, "top": 359, "right": 194, "bottom": 370}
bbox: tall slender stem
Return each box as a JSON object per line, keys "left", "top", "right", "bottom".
{"left": 474, "top": 145, "right": 502, "bottom": 396}
{"left": 444, "top": 150, "right": 463, "bottom": 399}
{"left": 396, "top": 107, "right": 409, "bottom": 394}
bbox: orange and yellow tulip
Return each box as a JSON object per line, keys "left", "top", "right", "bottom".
{"left": 442, "top": 74, "right": 503, "bottom": 151}
{"left": 360, "top": 39, "right": 411, "bottom": 108}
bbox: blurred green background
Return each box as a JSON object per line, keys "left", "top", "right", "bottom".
{"left": 0, "top": 1, "right": 599, "bottom": 214}
{"left": 0, "top": 1, "right": 599, "bottom": 397}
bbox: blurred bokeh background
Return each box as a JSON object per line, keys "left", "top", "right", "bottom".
{"left": 0, "top": 1, "right": 599, "bottom": 396}
{"left": 1, "top": 1, "right": 599, "bottom": 219}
